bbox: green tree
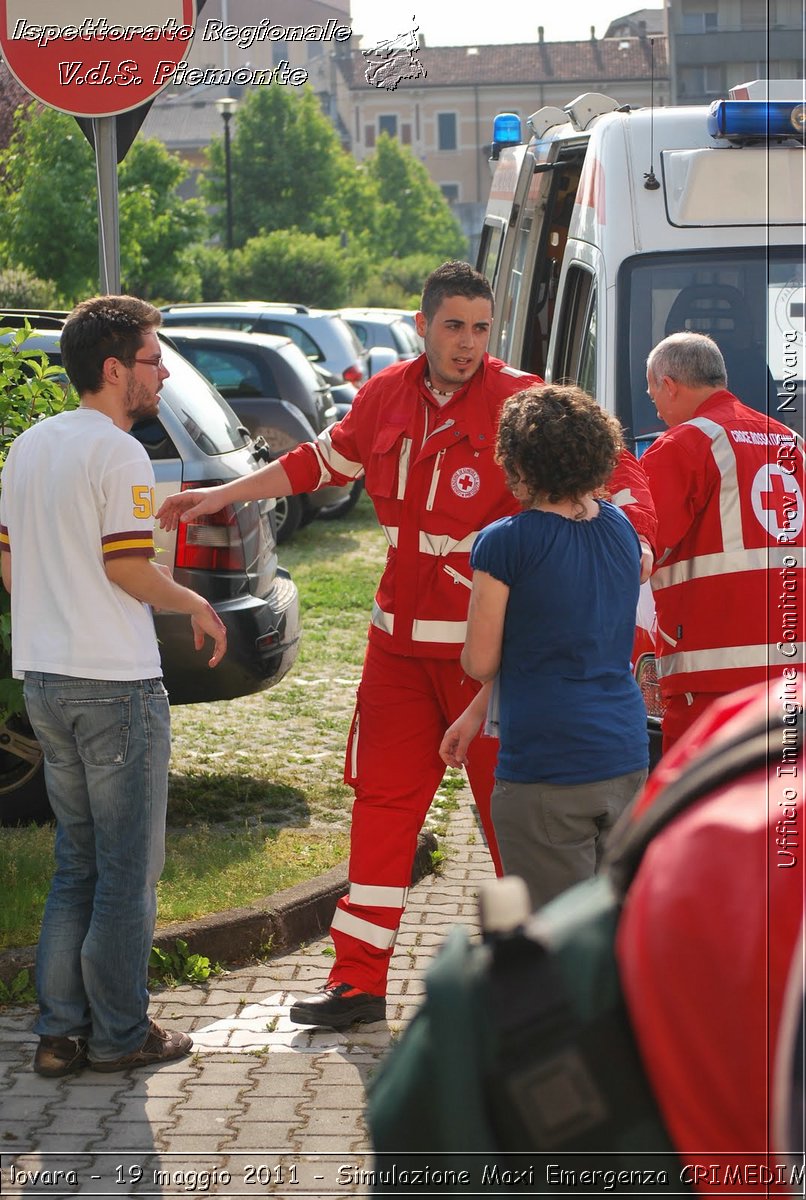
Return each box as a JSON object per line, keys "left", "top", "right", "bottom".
{"left": 229, "top": 230, "right": 362, "bottom": 308}
{"left": 202, "top": 86, "right": 380, "bottom": 252}
{"left": 0, "top": 104, "right": 207, "bottom": 303}
{"left": 118, "top": 139, "right": 207, "bottom": 301}
{"left": 363, "top": 135, "right": 467, "bottom": 261}
{"left": 0, "top": 105, "right": 97, "bottom": 300}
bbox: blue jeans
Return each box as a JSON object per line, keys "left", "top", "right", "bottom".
{"left": 24, "top": 673, "right": 170, "bottom": 1060}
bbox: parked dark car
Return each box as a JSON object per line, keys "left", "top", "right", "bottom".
{"left": 162, "top": 326, "right": 352, "bottom": 542}
{"left": 0, "top": 314, "right": 302, "bottom": 824}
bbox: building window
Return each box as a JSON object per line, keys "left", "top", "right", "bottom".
{"left": 437, "top": 112, "right": 458, "bottom": 150}
{"left": 729, "top": 62, "right": 763, "bottom": 82}
{"left": 441, "top": 183, "right": 460, "bottom": 203}
{"left": 680, "top": 64, "right": 723, "bottom": 96}
{"left": 272, "top": 39, "right": 289, "bottom": 65}
{"left": 769, "top": 59, "right": 800, "bottom": 77}
{"left": 379, "top": 114, "right": 398, "bottom": 138}
{"left": 740, "top": 0, "right": 767, "bottom": 25}
{"left": 401, "top": 123, "right": 412, "bottom": 145}
{"left": 681, "top": 10, "right": 718, "bottom": 32}
{"left": 365, "top": 125, "right": 376, "bottom": 148}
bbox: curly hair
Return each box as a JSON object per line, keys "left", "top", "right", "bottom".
{"left": 495, "top": 385, "right": 624, "bottom": 503}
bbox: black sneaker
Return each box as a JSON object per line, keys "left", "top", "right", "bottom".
{"left": 89, "top": 1020, "right": 193, "bottom": 1072}
{"left": 33, "top": 1035, "right": 88, "bottom": 1078}
{"left": 290, "top": 983, "right": 386, "bottom": 1030}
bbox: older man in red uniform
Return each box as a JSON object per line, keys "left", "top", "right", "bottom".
{"left": 642, "top": 331, "right": 805, "bottom": 752}
{"left": 159, "top": 261, "right": 657, "bottom": 1028}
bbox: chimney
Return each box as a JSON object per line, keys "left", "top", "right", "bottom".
{"left": 590, "top": 25, "right": 596, "bottom": 39}
{"left": 538, "top": 25, "right": 544, "bottom": 42}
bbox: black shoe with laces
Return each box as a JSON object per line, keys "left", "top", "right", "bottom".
{"left": 290, "top": 983, "right": 386, "bottom": 1029}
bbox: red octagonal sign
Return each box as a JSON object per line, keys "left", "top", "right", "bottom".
{"left": 0, "top": 0, "right": 197, "bottom": 118}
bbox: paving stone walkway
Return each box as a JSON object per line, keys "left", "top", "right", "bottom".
{"left": 0, "top": 786, "right": 492, "bottom": 1197}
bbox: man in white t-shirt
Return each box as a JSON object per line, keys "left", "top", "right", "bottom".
{"left": 0, "top": 295, "right": 226, "bottom": 1076}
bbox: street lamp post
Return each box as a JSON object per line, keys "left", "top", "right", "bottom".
{"left": 215, "top": 96, "right": 238, "bottom": 250}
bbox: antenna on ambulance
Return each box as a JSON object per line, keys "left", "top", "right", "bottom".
{"left": 643, "top": 38, "right": 661, "bottom": 190}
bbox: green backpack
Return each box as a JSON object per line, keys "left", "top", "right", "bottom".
{"left": 367, "top": 708, "right": 778, "bottom": 1194}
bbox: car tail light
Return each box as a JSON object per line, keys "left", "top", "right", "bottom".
{"left": 174, "top": 483, "right": 245, "bottom": 571}
{"left": 343, "top": 363, "right": 364, "bottom": 385}
{"left": 634, "top": 652, "right": 667, "bottom": 720}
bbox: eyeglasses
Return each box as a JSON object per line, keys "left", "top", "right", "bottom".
{"left": 133, "top": 355, "right": 164, "bottom": 369}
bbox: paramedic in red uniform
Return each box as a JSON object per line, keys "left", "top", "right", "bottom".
{"left": 158, "top": 261, "right": 657, "bottom": 1029}
{"left": 642, "top": 331, "right": 805, "bottom": 752}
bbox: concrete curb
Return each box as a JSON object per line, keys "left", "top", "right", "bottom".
{"left": 0, "top": 829, "right": 438, "bottom": 987}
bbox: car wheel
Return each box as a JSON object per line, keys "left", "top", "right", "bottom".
{"left": 317, "top": 479, "right": 365, "bottom": 521}
{"left": 0, "top": 714, "right": 51, "bottom": 825}
{"left": 274, "top": 494, "right": 304, "bottom": 543}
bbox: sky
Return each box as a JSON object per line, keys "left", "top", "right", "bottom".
{"left": 348, "top": 1, "right": 652, "bottom": 48}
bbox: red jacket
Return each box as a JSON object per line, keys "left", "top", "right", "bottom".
{"left": 281, "top": 354, "right": 657, "bottom": 658}
{"left": 642, "top": 391, "right": 805, "bottom": 696}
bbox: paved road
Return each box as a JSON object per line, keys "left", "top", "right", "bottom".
{"left": 0, "top": 786, "right": 492, "bottom": 1197}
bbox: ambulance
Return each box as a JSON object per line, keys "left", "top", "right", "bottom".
{"left": 477, "top": 80, "right": 805, "bottom": 742}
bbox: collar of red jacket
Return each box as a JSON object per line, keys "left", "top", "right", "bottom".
{"left": 401, "top": 352, "right": 498, "bottom": 451}
{"left": 691, "top": 388, "right": 740, "bottom": 418}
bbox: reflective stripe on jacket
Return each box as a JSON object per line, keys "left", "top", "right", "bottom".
{"left": 642, "top": 391, "right": 805, "bottom": 696}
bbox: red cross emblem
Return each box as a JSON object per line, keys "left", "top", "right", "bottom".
{"left": 450, "top": 467, "right": 480, "bottom": 498}
{"left": 751, "top": 464, "right": 803, "bottom": 540}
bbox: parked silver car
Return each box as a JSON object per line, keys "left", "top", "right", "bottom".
{"left": 0, "top": 315, "right": 302, "bottom": 823}
{"left": 337, "top": 308, "right": 422, "bottom": 361}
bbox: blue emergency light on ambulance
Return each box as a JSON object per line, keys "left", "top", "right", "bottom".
{"left": 708, "top": 99, "right": 806, "bottom": 141}
{"left": 492, "top": 113, "right": 522, "bottom": 149}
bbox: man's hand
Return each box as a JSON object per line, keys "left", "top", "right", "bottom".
{"left": 639, "top": 539, "right": 655, "bottom": 584}
{"left": 192, "top": 602, "right": 227, "bottom": 668}
{"left": 157, "top": 486, "right": 227, "bottom": 531}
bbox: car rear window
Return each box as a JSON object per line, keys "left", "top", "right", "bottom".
{"left": 159, "top": 347, "right": 251, "bottom": 456}
{"left": 129, "top": 417, "right": 179, "bottom": 460}
{"left": 278, "top": 342, "right": 325, "bottom": 393}
{"left": 171, "top": 341, "right": 279, "bottom": 400}
{"left": 331, "top": 316, "right": 364, "bottom": 357}
{"left": 393, "top": 321, "right": 420, "bottom": 354}
{"left": 257, "top": 319, "right": 323, "bottom": 362}
{"left": 346, "top": 320, "right": 369, "bottom": 348}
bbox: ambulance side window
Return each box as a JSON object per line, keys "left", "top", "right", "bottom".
{"left": 552, "top": 264, "right": 597, "bottom": 397}
{"left": 477, "top": 220, "right": 505, "bottom": 290}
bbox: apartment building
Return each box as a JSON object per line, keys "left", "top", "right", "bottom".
{"left": 665, "top": 0, "right": 804, "bottom": 103}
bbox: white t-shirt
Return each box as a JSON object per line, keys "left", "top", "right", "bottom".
{"left": 0, "top": 407, "right": 162, "bottom": 680}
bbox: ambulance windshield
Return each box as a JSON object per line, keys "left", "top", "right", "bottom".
{"left": 618, "top": 248, "right": 805, "bottom": 449}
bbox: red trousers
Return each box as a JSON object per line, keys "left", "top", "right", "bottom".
{"left": 329, "top": 640, "right": 501, "bottom": 995}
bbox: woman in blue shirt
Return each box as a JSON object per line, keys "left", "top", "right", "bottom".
{"left": 440, "top": 385, "right": 648, "bottom": 909}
